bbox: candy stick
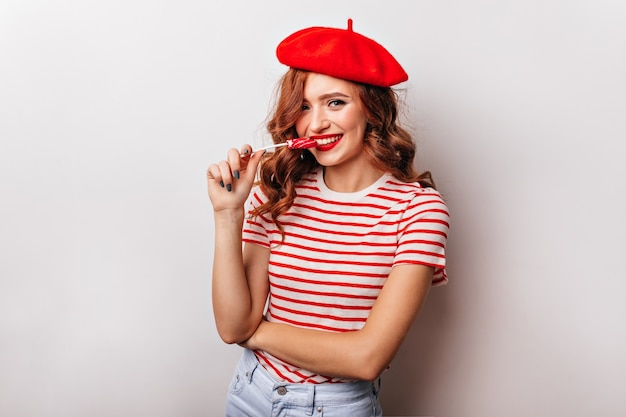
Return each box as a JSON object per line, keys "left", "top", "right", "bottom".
{"left": 242, "top": 137, "right": 318, "bottom": 156}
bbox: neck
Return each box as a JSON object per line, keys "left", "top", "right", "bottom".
{"left": 322, "top": 164, "right": 385, "bottom": 193}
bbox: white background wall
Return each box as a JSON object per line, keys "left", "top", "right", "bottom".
{"left": 1, "top": 1, "right": 625, "bottom": 416}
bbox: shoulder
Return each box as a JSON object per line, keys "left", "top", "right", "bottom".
{"left": 248, "top": 185, "right": 268, "bottom": 206}
{"left": 384, "top": 178, "right": 450, "bottom": 228}
{"left": 245, "top": 187, "right": 267, "bottom": 219}
{"left": 379, "top": 177, "right": 447, "bottom": 207}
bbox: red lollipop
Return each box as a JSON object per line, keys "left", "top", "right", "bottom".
{"left": 286, "top": 137, "right": 317, "bottom": 149}
{"left": 243, "top": 134, "right": 340, "bottom": 156}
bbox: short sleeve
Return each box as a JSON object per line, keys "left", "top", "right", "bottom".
{"left": 242, "top": 187, "right": 272, "bottom": 248}
{"left": 394, "top": 189, "right": 450, "bottom": 286}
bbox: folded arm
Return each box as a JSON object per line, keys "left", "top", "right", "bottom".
{"left": 242, "top": 263, "right": 433, "bottom": 381}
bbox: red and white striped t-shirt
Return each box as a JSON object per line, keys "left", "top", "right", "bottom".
{"left": 242, "top": 169, "right": 450, "bottom": 383}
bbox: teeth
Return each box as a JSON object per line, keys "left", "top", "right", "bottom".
{"left": 315, "top": 135, "right": 341, "bottom": 145}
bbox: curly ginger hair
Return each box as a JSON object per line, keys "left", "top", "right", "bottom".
{"left": 251, "top": 68, "right": 435, "bottom": 234}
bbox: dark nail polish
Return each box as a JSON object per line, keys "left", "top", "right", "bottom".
{"left": 220, "top": 180, "right": 224, "bottom": 188}
{"left": 234, "top": 170, "right": 240, "bottom": 179}
{"left": 226, "top": 184, "right": 232, "bottom": 192}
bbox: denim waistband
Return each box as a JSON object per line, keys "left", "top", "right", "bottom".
{"left": 239, "top": 348, "right": 380, "bottom": 406}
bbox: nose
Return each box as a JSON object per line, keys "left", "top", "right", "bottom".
{"left": 309, "top": 108, "right": 330, "bottom": 133}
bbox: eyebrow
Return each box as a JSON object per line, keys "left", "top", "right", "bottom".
{"left": 312, "top": 92, "right": 352, "bottom": 101}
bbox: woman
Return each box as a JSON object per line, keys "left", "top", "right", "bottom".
{"left": 206, "top": 19, "right": 449, "bottom": 417}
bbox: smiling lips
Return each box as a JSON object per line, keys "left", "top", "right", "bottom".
{"left": 311, "top": 134, "right": 342, "bottom": 146}
{"left": 311, "top": 134, "right": 342, "bottom": 151}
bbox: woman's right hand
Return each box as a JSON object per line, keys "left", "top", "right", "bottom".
{"left": 206, "top": 145, "right": 266, "bottom": 212}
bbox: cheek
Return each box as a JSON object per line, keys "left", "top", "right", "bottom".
{"left": 345, "top": 119, "right": 367, "bottom": 138}
{"left": 340, "top": 111, "right": 367, "bottom": 132}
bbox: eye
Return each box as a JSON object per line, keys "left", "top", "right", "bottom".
{"left": 301, "top": 103, "right": 311, "bottom": 111}
{"left": 328, "top": 99, "right": 346, "bottom": 107}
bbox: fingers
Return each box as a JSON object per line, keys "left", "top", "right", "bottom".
{"left": 206, "top": 163, "right": 227, "bottom": 191}
{"left": 240, "top": 144, "right": 253, "bottom": 157}
{"left": 206, "top": 145, "right": 265, "bottom": 193}
{"left": 206, "top": 148, "right": 242, "bottom": 191}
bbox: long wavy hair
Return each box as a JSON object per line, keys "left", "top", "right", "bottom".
{"left": 251, "top": 68, "right": 435, "bottom": 233}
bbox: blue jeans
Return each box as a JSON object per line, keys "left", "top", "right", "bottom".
{"left": 225, "top": 349, "right": 383, "bottom": 417}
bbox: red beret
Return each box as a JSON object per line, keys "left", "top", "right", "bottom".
{"left": 276, "top": 19, "right": 408, "bottom": 88}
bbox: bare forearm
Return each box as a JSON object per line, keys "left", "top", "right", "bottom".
{"left": 251, "top": 322, "right": 383, "bottom": 381}
{"left": 211, "top": 209, "right": 259, "bottom": 343}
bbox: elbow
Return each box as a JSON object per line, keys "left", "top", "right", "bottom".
{"left": 214, "top": 312, "right": 262, "bottom": 345}
{"left": 216, "top": 325, "right": 255, "bottom": 345}
{"left": 355, "top": 362, "right": 387, "bottom": 382}
{"left": 219, "top": 333, "right": 243, "bottom": 345}
{"left": 351, "top": 348, "right": 390, "bottom": 381}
